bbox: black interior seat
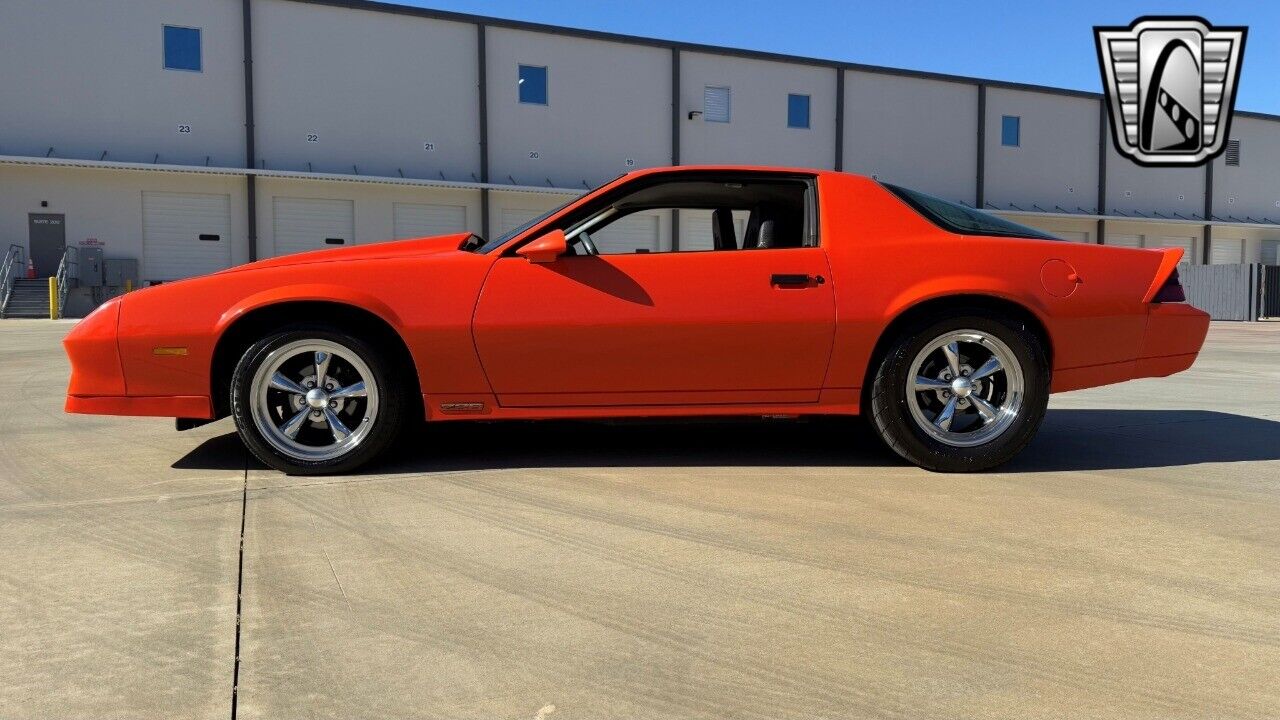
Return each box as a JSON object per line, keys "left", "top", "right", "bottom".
{"left": 711, "top": 208, "right": 737, "bottom": 250}
{"left": 755, "top": 220, "right": 776, "bottom": 249}
{"left": 742, "top": 205, "right": 770, "bottom": 249}
{"left": 743, "top": 203, "right": 804, "bottom": 249}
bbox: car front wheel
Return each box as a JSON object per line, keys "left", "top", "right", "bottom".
{"left": 231, "top": 326, "right": 405, "bottom": 474}
{"left": 868, "top": 313, "right": 1049, "bottom": 472}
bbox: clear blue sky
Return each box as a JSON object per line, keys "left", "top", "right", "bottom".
{"left": 395, "top": 1, "right": 1278, "bottom": 115}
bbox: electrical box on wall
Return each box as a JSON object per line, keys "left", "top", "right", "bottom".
{"left": 77, "top": 247, "right": 104, "bottom": 287}
{"left": 103, "top": 259, "right": 138, "bottom": 287}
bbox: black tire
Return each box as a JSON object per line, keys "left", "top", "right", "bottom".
{"left": 230, "top": 325, "right": 407, "bottom": 475}
{"left": 868, "top": 313, "right": 1049, "bottom": 472}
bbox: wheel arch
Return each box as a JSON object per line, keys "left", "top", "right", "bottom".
{"left": 859, "top": 293, "right": 1054, "bottom": 408}
{"left": 209, "top": 299, "right": 422, "bottom": 419}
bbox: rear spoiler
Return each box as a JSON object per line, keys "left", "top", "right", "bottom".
{"left": 1141, "top": 247, "right": 1184, "bottom": 304}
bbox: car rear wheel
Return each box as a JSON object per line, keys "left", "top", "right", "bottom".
{"left": 868, "top": 313, "right": 1049, "bottom": 472}
{"left": 231, "top": 326, "right": 405, "bottom": 474}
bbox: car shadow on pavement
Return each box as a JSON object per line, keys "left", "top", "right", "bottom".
{"left": 1003, "top": 409, "right": 1280, "bottom": 473}
{"left": 173, "top": 409, "right": 1280, "bottom": 476}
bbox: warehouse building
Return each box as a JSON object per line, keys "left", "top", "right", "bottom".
{"left": 2, "top": 0, "right": 1279, "bottom": 314}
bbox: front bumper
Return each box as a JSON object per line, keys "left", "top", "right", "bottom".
{"left": 65, "top": 394, "right": 212, "bottom": 417}
{"left": 62, "top": 297, "right": 213, "bottom": 418}
{"left": 63, "top": 297, "right": 126, "bottom": 398}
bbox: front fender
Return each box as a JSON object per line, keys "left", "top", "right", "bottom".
{"left": 214, "top": 283, "right": 405, "bottom": 337}
{"left": 118, "top": 276, "right": 410, "bottom": 400}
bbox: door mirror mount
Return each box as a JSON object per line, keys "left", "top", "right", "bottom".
{"left": 517, "top": 229, "right": 567, "bottom": 263}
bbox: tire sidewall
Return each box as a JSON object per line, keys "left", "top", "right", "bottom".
{"left": 231, "top": 326, "right": 403, "bottom": 475}
{"left": 871, "top": 314, "right": 1049, "bottom": 472}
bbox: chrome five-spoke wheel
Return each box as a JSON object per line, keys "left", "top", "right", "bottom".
{"left": 905, "top": 330, "right": 1024, "bottom": 447}
{"left": 248, "top": 339, "right": 380, "bottom": 462}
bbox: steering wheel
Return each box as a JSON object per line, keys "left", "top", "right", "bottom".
{"left": 576, "top": 230, "right": 599, "bottom": 256}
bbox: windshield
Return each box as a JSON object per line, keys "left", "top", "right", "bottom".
{"left": 472, "top": 196, "right": 581, "bottom": 254}
{"left": 473, "top": 174, "right": 635, "bottom": 253}
{"left": 883, "top": 183, "right": 1060, "bottom": 241}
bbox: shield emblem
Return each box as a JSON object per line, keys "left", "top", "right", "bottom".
{"left": 1095, "top": 17, "right": 1247, "bottom": 167}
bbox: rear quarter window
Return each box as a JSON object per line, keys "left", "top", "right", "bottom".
{"left": 883, "top": 183, "right": 1060, "bottom": 241}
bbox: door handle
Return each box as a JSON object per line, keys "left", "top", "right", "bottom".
{"left": 770, "top": 273, "right": 825, "bottom": 288}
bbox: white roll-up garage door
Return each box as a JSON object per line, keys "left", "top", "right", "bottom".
{"left": 273, "top": 197, "right": 354, "bottom": 256}
{"left": 1056, "top": 231, "right": 1090, "bottom": 244}
{"left": 1155, "top": 236, "right": 1195, "bottom": 261}
{"left": 681, "top": 210, "right": 714, "bottom": 251}
{"left": 593, "top": 212, "right": 663, "bottom": 254}
{"left": 500, "top": 208, "right": 537, "bottom": 233}
{"left": 1210, "top": 237, "right": 1244, "bottom": 264}
{"left": 1106, "top": 234, "right": 1142, "bottom": 248}
{"left": 1264, "top": 240, "right": 1280, "bottom": 265}
{"left": 142, "top": 191, "right": 233, "bottom": 282}
{"left": 680, "top": 209, "right": 748, "bottom": 251}
{"left": 392, "top": 203, "right": 467, "bottom": 239}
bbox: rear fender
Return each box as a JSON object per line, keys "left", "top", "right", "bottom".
{"left": 838, "top": 276, "right": 1054, "bottom": 399}
{"left": 882, "top": 274, "right": 1053, "bottom": 327}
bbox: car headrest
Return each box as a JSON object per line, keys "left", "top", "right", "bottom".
{"left": 756, "top": 219, "right": 776, "bottom": 249}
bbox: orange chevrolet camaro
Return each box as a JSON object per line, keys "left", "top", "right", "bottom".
{"left": 63, "top": 166, "right": 1209, "bottom": 474}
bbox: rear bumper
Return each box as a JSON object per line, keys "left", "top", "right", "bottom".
{"left": 1052, "top": 303, "right": 1210, "bottom": 393}
{"left": 1140, "top": 302, "right": 1211, "bottom": 359}
{"left": 65, "top": 394, "right": 213, "bottom": 418}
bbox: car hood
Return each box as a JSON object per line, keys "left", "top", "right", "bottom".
{"left": 218, "top": 233, "right": 473, "bottom": 274}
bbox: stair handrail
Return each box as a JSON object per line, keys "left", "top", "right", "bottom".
{"left": 54, "top": 246, "right": 78, "bottom": 319}
{"left": 0, "top": 244, "right": 26, "bottom": 316}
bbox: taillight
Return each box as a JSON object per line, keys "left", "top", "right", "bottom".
{"left": 1152, "top": 267, "right": 1186, "bottom": 303}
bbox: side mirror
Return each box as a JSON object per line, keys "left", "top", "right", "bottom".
{"left": 517, "top": 229, "right": 567, "bottom": 263}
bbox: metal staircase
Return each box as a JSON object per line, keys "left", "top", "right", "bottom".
{"left": 2, "top": 278, "right": 51, "bottom": 318}
{"left": 0, "top": 244, "right": 38, "bottom": 318}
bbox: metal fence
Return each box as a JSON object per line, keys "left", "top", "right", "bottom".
{"left": 1177, "top": 263, "right": 1268, "bottom": 322}
{"left": 1261, "top": 265, "right": 1280, "bottom": 319}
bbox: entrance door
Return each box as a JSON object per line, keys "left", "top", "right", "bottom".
{"left": 28, "top": 214, "right": 65, "bottom": 277}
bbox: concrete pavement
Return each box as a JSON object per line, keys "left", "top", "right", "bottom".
{"left": 2, "top": 319, "right": 1278, "bottom": 718}
{"left": 0, "top": 320, "right": 242, "bottom": 718}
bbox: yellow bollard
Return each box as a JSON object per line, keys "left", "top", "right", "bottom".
{"left": 48, "top": 276, "right": 58, "bottom": 320}
{"left": 124, "top": 279, "right": 133, "bottom": 293}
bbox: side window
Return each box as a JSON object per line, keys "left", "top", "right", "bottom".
{"left": 163, "top": 25, "right": 202, "bottom": 72}
{"left": 1001, "top": 115, "right": 1021, "bottom": 147}
{"left": 564, "top": 178, "right": 813, "bottom": 256}
{"left": 518, "top": 64, "right": 548, "bottom": 105}
{"left": 787, "top": 94, "right": 810, "bottom": 129}
{"left": 678, "top": 209, "right": 749, "bottom": 251}
{"left": 591, "top": 211, "right": 667, "bottom": 254}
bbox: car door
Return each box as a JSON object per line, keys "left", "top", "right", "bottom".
{"left": 471, "top": 245, "right": 835, "bottom": 408}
